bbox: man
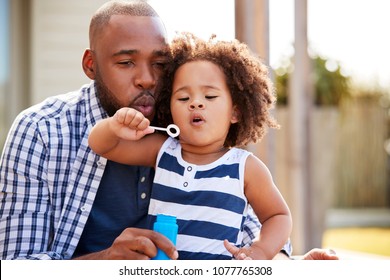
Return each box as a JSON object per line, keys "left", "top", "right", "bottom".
{"left": 0, "top": 0, "right": 337, "bottom": 260}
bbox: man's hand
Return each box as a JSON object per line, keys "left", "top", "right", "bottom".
{"left": 273, "top": 248, "right": 339, "bottom": 260}
{"left": 301, "top": 248, "right": 339, "bottom": 260}
{"left": 224, "top": 240, "right": 339, "bottom": 260}
{"left": 74, "top": 228, "right": 178, "bottom": 260}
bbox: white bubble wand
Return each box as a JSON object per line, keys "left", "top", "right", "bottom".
{"left": 149, "top": 124, "right": 180, "bottom": 138}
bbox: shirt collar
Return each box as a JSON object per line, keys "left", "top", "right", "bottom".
{"left": 85, "top": 81, "right": 109, "bottom": 127}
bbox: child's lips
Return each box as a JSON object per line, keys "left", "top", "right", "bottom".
{"left": 191, "top": 113, "right": 205, "bottom": 126}
{"left": 192, "top": 119, "right": 204, "bottom": 126}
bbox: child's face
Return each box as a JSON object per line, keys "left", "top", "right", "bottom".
{"left": 170, "top": 60, "right": 239, "bottom": 148}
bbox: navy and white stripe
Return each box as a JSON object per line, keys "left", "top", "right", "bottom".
{"left": 148, "top": 138, "right": 251, "bottom": 259}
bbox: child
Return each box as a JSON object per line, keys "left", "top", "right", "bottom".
{"left": 88, "top": 32, "right": 292, "bottom": 260}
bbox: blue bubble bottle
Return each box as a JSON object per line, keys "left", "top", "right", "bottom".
{"left": 152, "top": 214, "right": 178, "bottom": 260}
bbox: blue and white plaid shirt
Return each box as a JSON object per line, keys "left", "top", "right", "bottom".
{"left": 0, "top": 82, "right": 291, "bottom": 259}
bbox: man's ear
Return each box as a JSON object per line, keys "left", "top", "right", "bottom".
{"left": 82, "top": 49, "right": 96, "bottom": 80}
{"left": 231, "top": 106, "right": 240, "bottom": 124}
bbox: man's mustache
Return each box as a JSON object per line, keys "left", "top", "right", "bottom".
{"left": 133, "top": 90, "right": 155, "bottom": 101}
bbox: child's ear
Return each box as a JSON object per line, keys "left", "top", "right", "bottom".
{"left": 231, "top": 106, "right": 240, "bottom": 124}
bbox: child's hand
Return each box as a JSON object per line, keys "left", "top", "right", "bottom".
{"left": 110, "top": 107, "right": 154, "bottom": 140}
{"left": 223, "top": 240, "right": 253, "bottom": 260}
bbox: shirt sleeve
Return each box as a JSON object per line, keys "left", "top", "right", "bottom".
{"left": 241, "top": 205, "right": 293, "bottom": 257}
{"left": 0, "top": 114, "right": 62, "bottom": 260}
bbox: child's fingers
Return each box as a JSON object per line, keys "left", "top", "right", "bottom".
{"left": 115, "top": 108, "right": 149, "bottom": 129}
{"left": 124, "top": 109, "right": 140, "bottom": 125}
{"left": 223, "top": 239, "right": 252, "bottom": 260}
{"left": 224, "top": 239, "right": 239, "bottom": 255}
{"left": 114, "top": 108, "right": 127, "bottom": 124}
{"left": 224, "top": 239, "right": 242, "bottom": 259}
{"left": 136, "top": 126, "right": 154, "bottom": 138}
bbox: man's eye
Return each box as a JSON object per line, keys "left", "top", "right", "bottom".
{"left": 153, "top": 62, "right": 166, "bottom": 69}
{"left": 118, "top": 61, "right": 134, "bottom": 66}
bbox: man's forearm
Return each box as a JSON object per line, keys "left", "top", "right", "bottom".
{"left": 73, "top": 249, "right": 108, "bottom": 260}
{"left": 273, "top": 251, "right": 291, "bottom": 260}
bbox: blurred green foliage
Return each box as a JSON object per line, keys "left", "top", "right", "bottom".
{"left": 274, "top": 56, "right": 351, "bottom": 106}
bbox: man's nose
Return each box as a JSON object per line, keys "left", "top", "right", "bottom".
{"left": 135, "top": 64, "right": 156, "bottom": 90}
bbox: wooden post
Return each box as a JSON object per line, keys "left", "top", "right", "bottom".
{"left": 288, "top": 0, "right": 312, "bottom": 254}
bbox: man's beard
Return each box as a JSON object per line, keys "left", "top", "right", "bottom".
{"left": 95, "top": 70, "right": 122, "bottom": 117}
{"left": 94, "top": 67, "right": 157, "bottom": 121}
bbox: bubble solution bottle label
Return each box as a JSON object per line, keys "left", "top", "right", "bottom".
{"left": 152, "top": 214, "right": 178, "bottom": 260}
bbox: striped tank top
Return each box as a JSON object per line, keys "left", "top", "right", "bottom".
{"left": 148, "top": 137, "right": 251, "bottom": 260}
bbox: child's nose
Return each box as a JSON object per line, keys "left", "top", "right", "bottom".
{"left": 189, "top": 100, "right": 204, "bottom": 110}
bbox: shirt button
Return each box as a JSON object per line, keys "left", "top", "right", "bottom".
{"left": 141, "top": 192, "right": 147, "bottom": 199}
{"left": 140, "top": 176, "right": 146, "bottom": 183}
{"left": 80, "top": 205, "right": 87, "bottom": 212}
{"left": 187, "top": 166, "right": 192, "bottom": 171}
{"left": 97, "top": 160, "right": 103, "bottom": 167}
{"left": 183, "top": 182, "right": 188, "bottom": 187}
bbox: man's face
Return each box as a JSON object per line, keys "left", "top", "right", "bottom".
{"left": 92, "top": 15, "right": 168, "bottom": 119}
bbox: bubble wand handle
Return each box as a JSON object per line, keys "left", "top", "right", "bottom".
{"left": 149, "top": 124, "right": 180, "bottom": 138}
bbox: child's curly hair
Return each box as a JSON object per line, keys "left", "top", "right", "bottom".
{"left": 156, "top": 32, "right": 279, "bottom": 148}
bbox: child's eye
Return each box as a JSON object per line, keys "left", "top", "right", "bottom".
{"left": 178, "top": 97, "right": 189, "bottom": 101}
{"left": 206, "top": 96, "right": 217, "bottom": 100}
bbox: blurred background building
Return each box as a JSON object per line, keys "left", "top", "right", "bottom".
{"left": 1, "top": 0, "right": 389, "bottom": 257}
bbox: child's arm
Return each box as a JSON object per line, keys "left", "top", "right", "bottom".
{"left": 88, "top": 107, "right": 167, "bottom": 167}
{"left": 227, "top": 154, "right": 293, "bottom": 260}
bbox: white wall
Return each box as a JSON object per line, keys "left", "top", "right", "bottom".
{"left": 30, "top": 0, "right": 107, "bottom": 103}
